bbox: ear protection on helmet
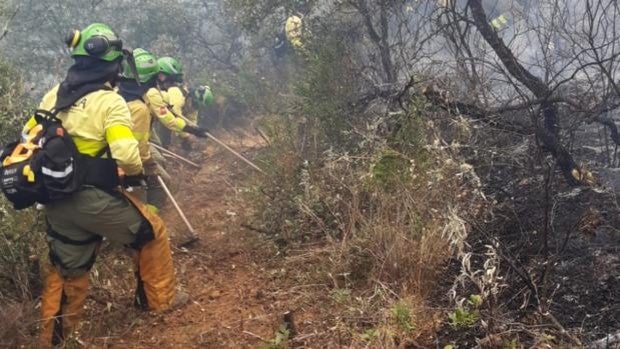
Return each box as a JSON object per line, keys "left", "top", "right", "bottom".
{"left": 84, "top": 36, "right": 123, "bottom": 56}
{"left": 65, "top": 29, "right": 81, "bottom": 48}
{"left": 65, "top": 29, "right": 123, "bottom": 57}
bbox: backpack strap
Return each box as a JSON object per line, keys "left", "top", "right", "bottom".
{"left": 33, "top": 109, "right": 61, "bottom": 125}
{"left": 94, "top": 145, "right": 112, "bottom": 158}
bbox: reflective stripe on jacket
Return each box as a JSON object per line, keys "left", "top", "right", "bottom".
{"left": 23, "top": 84, "right": 143, "bottom": 176}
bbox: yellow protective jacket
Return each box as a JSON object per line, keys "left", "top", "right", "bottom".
{"left": 180, "top": 88, "right": 200, "bottom": 125}
{"left": 166, "top": 86, "right": 189, "bottom": 122}
{"left": 168, "top": 85, "right": 199, "bottom": 124}
{"left": 23, "top": 84, "right": 143, "bottom": 176}
{"left": 490, "top": 13, "right": 509, "bottom": 30}
{"left": 126, "top": 99, "right": 154, "bottom": 167}
{"left": 145, "top": 87, "right": 187, "bottom": 132}
{"left": 285, "top": 15, "right": 303, "bottom": 49}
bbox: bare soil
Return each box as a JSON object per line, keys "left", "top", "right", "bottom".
{"left": 77, "top": 129, "right": 337, "bottom": 348}
{"left": 16, "top": 128, "right": 617, "bottom": 348}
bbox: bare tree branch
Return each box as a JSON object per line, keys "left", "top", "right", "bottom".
{"left": 466, "top": 0, "right": 584, "bottom": 186}
{"left": 0, "top": 6, "right": 19, "bottom": 42}
{"left": 349, "top": 0, "right": 396, "bottom": 83}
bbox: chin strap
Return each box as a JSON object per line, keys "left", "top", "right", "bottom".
{"left": 123, "top": 49, "right": 141, "bottom": 86}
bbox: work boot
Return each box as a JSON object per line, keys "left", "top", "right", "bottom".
{"left": 168, "top": 291, "right": 190, "bottom": 311}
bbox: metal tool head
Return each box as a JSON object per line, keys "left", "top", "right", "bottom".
{"left": 178, "top": 234, "right": 200, "bottom": 248}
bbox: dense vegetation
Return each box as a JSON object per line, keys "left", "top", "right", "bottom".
{"left": 0, "top": 0, "right": 618, "bottom": 347}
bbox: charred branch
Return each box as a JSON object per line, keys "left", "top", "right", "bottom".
{"left": 466, "top": 0, "right": 583, "bottom": 186}
{"left": 592, "top": 116, "right": 620, "bottom": 145}
{"left": 422, "top": 86, "right": 531, "bottom": 135}
{"left": 349, "top": 0, "right": 396, "bottom": 83}
{"left": 466, "top": 0, "right": 549, "bottom": 98}
{"left": 0, "top": 7, "right": 19, "bottom": 42}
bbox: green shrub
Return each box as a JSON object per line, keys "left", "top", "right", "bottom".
{"left": 448, "top": 294, "right": 482, "bottom": 328}
{"left": 295, "top": 33, "right": 362, "bottom": 148}
{"left": 390, "top": 300, "right": 415, "bottom": 333}
{"left": 0, "top": 59, "right": 30, "bottom": 144}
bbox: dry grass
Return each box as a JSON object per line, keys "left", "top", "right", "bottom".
{"left": 0, "top": 197, "right": 46, "bottom": 348}
{"left": 0, "top": 301, "right": 38, "bottom": 348}
{"left": 248, "top": 112, "right": 485, "bottom": 347}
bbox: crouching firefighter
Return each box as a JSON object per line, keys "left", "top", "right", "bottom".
{"left": 186, "top": 85, "right": 215, "bottom": 129}
{"left": 15, "top": 24, "right": 188, "bottom": 346}
{"left": 155, "top": 56, "right": 209, "bottom": 153}
{"left": 117, "top": 48, "right": 169, "bottom": 212}
{"left": 118, "top": 49, "right": 207, "bottom": 210}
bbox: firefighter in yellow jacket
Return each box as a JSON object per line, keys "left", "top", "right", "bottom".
{"left": 117, "top": 49, "right": 207, "bottom": 211}
{"left": 154, "top": 56, "right": 198, "bottom": 152}
{"left": 21, "top": 24, "right": 188, "bottom": 346}
{"left": 285, "top": 14, "right": 304, "bottom": 50}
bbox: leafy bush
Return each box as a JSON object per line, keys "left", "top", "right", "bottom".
{"left": 448, "top": 294, "right": 482, "bottom": 328}
{"left": 295, "top": 32, "right": 363, "bottom": 149}
{"left": 390, "top": 300, "right": 415, "bottom": 333}
{"left": 0, "top": 58, "right": 42, "bottom": 347}
{"left": 0, "top": 59, "right": 30, "bottom": 144}
{"left": 248, "top": 92, "right": 483, "bottom": 346}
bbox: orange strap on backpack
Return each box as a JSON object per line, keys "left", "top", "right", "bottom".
{"left": 2, "top": 124, "right": 43, "bottom": 167}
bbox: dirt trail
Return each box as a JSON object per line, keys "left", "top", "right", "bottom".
{"left": 113, "top": 129, "right": 287, "bottom": 348}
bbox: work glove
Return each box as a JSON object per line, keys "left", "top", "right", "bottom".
{"left": 182, "top": 124, "right": 208, "bottom": 138}
{"left": 121, "top": 174, "right": 147, "bottom": 188}
{"left": 145, "top": 174, "right": 162, "bottom": 189}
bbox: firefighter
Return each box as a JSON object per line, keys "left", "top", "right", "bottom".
{"left": 22, "top": 24, "right": 189, "bottom": 346}
{"left": 117, "top": 48, "right": 206, "bottom": 211}
{"left": 186, "top": 85, "right": 215, "bottom": 129}
{"left": 285, "top": 14, "right": 304, "bottom": 50}
{"left": 154, "top": 56, "right": 194, "bottom": 152}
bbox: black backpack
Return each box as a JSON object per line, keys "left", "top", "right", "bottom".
{"left": 0, "top": 109, "right": 119, "bottom": 210}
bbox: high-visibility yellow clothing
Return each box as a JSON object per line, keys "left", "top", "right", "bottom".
{"left": 127, "top": 99, "right": 152, "bottom": 165}
{"left": 285, "top": 15, "right": 303, "bottom": 49}
{"left": 144, "top": 87, "right": 187, "bottom": 132}
{"left": 167, "top": 86, "right": 198, "bottom": 128}
{"left": 491, "top": 13, "right": 509, "bottom": 29}
{"left": 23, "top": 84, "right": 143, "bottom": 176}
{"left": 167, "top": 86, "right": 187, "bottom": 121}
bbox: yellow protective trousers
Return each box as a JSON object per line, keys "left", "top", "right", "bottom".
{"left": 39, "top": 187, "right": 178, "bottom": 346}
{"left": 122, "top": 190, "right": 176, "bottom": 311}
{"left": 40, "top": 263, "right": 89, "bottom": 347}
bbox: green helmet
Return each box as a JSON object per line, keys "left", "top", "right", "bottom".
{"left": 193, "top": 85, "right": 214, "bottom": 106}
{"left": 157, "top": 57, "right": 183, "bottom": 77}
{"left": 65, "top": 23, "right": 123, "bottom": 62}
{"left": 121, "top": 48, "right": 159, "bottom": 83}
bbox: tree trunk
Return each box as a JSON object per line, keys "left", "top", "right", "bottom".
{"left": 467, "top": 0, "right": 582, "bottom": 185}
